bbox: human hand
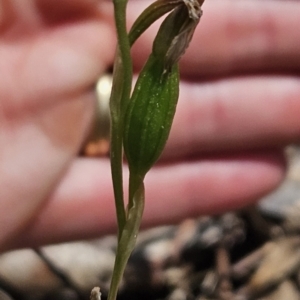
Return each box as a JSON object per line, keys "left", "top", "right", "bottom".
{"left": 2, "top": 0, "right": 300, "bottom": 251}
{"left": 0, "top": 0, "right": 115, "bottom": 250}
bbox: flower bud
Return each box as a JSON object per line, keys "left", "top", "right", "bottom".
{"left": 123, "top": 0, "right": 202, "bottom": 178}
{"left": 123, "top": 55, "right": 179, "bottom": 177}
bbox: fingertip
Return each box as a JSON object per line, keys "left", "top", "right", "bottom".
{"left": 142, "top": 150, "right": 286, "bottom": 226}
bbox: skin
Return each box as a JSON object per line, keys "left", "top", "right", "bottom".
{"left": 1, "top": 0, "right": 300, "bottom": 251}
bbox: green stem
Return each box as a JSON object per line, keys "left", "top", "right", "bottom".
{"left": 128, "top": 171, "right": 144, "bottom": 210}
{"left": 107, "top": 181, "right": 145, "bottom": 300}
{"left": 110, "top": 54, "right": 126, "bottom": 237}
{"left": 110, "top": 0, "right": 133, "bottom": 237}
{"left": 113, "top": 0, "right": 132, "bottom": 113}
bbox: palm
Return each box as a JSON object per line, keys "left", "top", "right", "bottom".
{"left": 0, "top": 0, "right": 114, "bottom": 249}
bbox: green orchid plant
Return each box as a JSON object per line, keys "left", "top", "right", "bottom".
{"left": 107, "top": 0, "right": 205, "bottom": 299}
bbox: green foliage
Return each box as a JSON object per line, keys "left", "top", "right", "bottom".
{"left": 107, "top": 1, "right": 204, "bottom": 300}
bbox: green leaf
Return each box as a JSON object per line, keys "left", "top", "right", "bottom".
{"left": 128, "top": 0, "right": 182, "bottom": 46}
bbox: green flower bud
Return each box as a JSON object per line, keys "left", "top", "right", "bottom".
{"left": 123, "top": 0, "right": 202, "bottom": 178}
{"left": 123, "top": 55, "right": 179, "bottom": 178}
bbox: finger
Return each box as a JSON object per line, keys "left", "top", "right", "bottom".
{"left": 163, "top": 75, "right": 300, "bottom": 159}
{"left": 0, "top": 91, "right": 95, "bottom": 251}
{"left": 0, "top": 2, "right": 115, "bottom": 106}
{"left": 10, "top": 150, "right": 285, "bottom": 249}
{"left": 35, "top": 0, "right": 102, "bottom": 25}
{"left": 127, "top": 0, "right": 300, "bottom": 77}
{"left": 0, "top": 6, "right": 115, "bottom": 250}
{"left": 3, "top": 0, "right": 103, "bottom": 29}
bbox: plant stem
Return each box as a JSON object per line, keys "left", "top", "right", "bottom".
{"left": 112, "top": 0, "right": 132, "bottom": 113}
{"left": 107, "top": 181, "right": 145, "bottom": 300}
{"left": 109, "top": 57, "right": 126, "bottom": 237}
{"left": 110, "top": 0, "right": 133, "bottom": 237}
